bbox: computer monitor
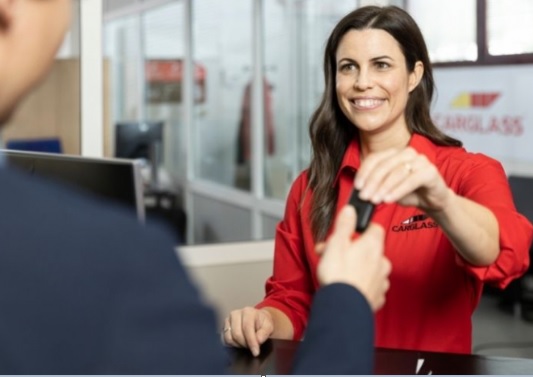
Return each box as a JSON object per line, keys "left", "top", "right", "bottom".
{"left": 0, "top": 149, "right": 145, "bottom": 222}
{"left": 114, "top": 121, "right": 164, "bottom": 161}
{"left": 508, "top": 175, "right": 533, "bottom": 222}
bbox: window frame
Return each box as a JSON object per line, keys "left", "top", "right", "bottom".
{"left": 406, "top": 0, "right": 533, "bottom": 67}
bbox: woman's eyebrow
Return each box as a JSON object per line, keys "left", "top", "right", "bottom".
{"left": 371, "top": 55, "right": 393, "bottom": 61}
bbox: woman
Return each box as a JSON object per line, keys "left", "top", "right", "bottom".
{"left": 223, "top": 5, "right": 533, "bottom": 355}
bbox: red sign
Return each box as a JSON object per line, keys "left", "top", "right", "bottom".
{"left": 145, "top": 60, "right": 206, "bottom": 83}
{"left": 145, "top": 59, "right": 206, "bottom": 103}
{"left": 451, "top": 92, "right": 500, "bottom": 109}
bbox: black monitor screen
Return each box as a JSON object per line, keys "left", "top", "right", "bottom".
{"left": 0, "top": 149, "right": 145, "bottom": 221}
{"left": 115, "top": 121, "right": 163, "bottom": 160}
{"left": 509, "top": 176, "right": 533, "bottom": 222}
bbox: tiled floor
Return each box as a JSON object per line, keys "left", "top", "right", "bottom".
{"left": 473, "top": 294, "right": 533, "bottom": 358}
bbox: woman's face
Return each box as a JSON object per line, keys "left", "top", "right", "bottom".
{"left": 335, "top": 28, "right": 422, "bottom": 137}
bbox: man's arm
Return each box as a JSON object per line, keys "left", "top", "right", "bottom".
{"left": 292, "top": 205, "right": 391, "bottom": 374}
{"left": 292, "top": 283, "right": 373, "bottom": 374}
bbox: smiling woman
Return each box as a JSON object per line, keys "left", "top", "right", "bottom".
{"left": 223, "top": 4, "right": 533, "bottom": 357}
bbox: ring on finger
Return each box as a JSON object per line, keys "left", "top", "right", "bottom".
{"left": 223, "top": 326, "right": 232, "bottom": 333}
{"left": 404, "top": 162, "right": 413, "bottom": 174}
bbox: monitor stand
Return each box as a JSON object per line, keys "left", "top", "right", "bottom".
{"left": 143, "top": 141, "right": 187, "bottom": 243}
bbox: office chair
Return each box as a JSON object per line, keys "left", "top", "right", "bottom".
{"left": 6, "top": 138, "right": 63, "bottom": 154}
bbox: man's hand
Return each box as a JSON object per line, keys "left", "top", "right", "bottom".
{"left": 317, "top": 205, "right": 391, "bottom": 311}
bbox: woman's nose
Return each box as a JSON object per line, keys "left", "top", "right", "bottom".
{"left": 355, "top": 68, "right": 373, "bottom": 90}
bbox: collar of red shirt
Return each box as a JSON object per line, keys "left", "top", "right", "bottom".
{"left": 333, "top": 133, "right": 439, "bottom": 187}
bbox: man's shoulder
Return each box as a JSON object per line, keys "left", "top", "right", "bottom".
{"left": 0, "top": 166, "right": 179, "bottom": 255}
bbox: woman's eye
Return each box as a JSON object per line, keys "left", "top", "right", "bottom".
{"left": 376, "top": 61, "right": 389, "bottom": 69}
{"left": 340, "top": 63, "right": 355, "bottom": 72}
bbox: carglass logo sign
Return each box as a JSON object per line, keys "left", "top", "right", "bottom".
{"left": 433, "top": 91, "right": 523, "bottom": 136}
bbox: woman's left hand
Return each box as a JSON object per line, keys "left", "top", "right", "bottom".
{"left": 355, "top": 147, "right": 453, "bottom": 213}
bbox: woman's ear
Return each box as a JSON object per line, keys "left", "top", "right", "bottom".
{"left": 408, "top": 61, "right": 424, "bottom": 92}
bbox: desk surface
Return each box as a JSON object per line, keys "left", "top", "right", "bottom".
{"left": 229, "top": 339, "right": 533, "bottom": 375}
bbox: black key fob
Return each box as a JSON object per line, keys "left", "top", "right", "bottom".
{"left": 348, "top": 188, "right": 375, "bottom": 233}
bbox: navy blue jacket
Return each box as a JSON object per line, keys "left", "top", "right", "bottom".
{"left": 0, "top": 166, "right": 373, "bottom": 374}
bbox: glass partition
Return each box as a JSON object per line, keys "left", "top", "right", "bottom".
{"left": 143, "top": 1, "right": 186, "bottom": 179}
{"left": 192, "top": 0, "right": 253, "bottom": 190}
{"left": 105, "top": 16, "right": 143, "bottom": 124}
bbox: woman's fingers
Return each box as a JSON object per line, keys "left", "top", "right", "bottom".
{"left": 222, "top": 308, "right": 273, "bottom": 357}
{"left": 355, "top": 147, "right": 448, "bottom": 210}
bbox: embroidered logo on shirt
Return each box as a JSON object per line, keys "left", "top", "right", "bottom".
{"left": 392, "top": 214, "right": 438, "bottom": 232}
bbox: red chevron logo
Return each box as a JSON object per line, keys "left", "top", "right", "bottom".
{"left": 451, "top": 92, "right": 500, "bottom": 109}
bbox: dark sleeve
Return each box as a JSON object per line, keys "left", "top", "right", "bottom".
{"left": 292, "top": 283, "right": 374, "bottom": 375}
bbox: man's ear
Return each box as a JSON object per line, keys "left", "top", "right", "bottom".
{"left": 0, "top": 0, "right": 15, "bottom": 31}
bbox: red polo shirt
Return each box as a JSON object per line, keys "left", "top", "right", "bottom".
{"left": 257, "top": 133, "right": 533, "bottom": 354}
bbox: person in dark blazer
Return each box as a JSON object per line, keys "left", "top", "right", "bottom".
{"left": 0, "top": 0, "right": 390, "bottom": 374}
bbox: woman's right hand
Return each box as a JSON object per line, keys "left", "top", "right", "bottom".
{"left": 222, "top": 307, "right": 274, "bottom": 357}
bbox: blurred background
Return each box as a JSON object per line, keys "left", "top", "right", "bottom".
{"left": 1, "top": 0, "right": 532, "bottom": 246}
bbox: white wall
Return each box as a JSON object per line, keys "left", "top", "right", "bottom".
{"left": 433, "top": 65, "right": 533, "bottom": 177}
